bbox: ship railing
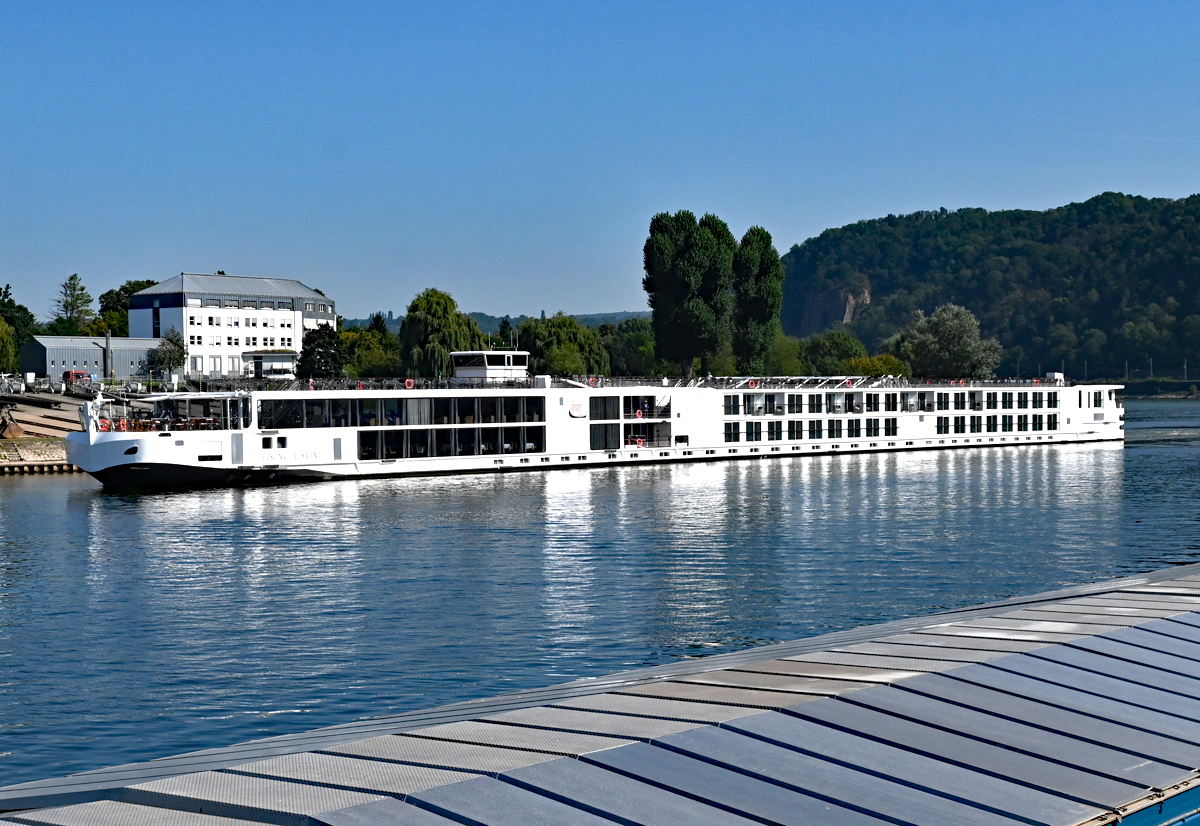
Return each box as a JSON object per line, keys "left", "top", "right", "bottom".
{"left": 623, "top": 436, "right": 673, "bottom": 448}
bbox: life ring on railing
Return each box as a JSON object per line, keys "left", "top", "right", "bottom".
{"left": 98, "top": 419, "right": 110, "bottom": 432}
{"left": 635, "top": 409, "right": 643, "bottom": 419}
{"left": 118, "top": 419, "right": 127, "bottom": 432}
{"left": 405, "top": 379, "right": 414, "bottom": 389}
{"left": 636, "top": 438, "right": 644, "bottom": 448}
{"left": 588, "top": 377, "right": 596, "bottom": 387}
{"left": 845, "top": 379, "right": 852, "bottom": 387}
{"left": 358, "top": 382, "right": 363, "bottom": 390}
{"left": 308, "top": 379, "right": 315, "bottom": 391}
{"left": 748, "top": 380, "right": 757, "bottom": 389}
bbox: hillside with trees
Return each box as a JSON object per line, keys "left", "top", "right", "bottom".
{"left": 780, "top": 192, "right": 1200, "bottom": 377}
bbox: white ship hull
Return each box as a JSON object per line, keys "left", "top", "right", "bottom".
{"left": 65, "top": 377, "right": 1125, "bottom": 490}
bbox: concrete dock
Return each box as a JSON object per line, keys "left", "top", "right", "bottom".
{"left": 8, "top": 565, "right": 1200, "bottom": 825}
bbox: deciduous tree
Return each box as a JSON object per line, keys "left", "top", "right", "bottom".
{"left": 150, "top": 327, "right": 187, "bottom": 375}
{"left": 517, "top": 313, "right": 609, "bottom": 375}
{"left": 0, "top": 285, "right": 38, "bottom": 347}
{"left": 643, "top": 211, "right": 736, "bottom": 377}
{"left": 0, "top": 317, "right": 18, "bottom": 373}
{"left": 297, "top": 324, "right": 349, "bottom": 378}
{"left": 397, "top": 289, "right": 487, "bottom": 377}
{"left": 886, "top": 304, "right": 1002, "bottom": 378}
{"left": 732, "top": 226, "right": 785, "bottom": 374}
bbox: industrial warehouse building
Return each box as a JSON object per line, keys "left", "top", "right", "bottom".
{"left": 19, "top": 335, "right": 160, "bottom": 381}
{"left": 129, "top": 273, "right": 336, "bottom": 379}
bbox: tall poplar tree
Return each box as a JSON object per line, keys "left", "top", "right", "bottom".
{"left": 732, "top": 226, "right": 785, "bottom": 375}
{"left": 642, "top": 211, "right": 736, "bottom": 377}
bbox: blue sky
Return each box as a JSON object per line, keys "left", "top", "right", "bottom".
{"left": 2, "top": 2, "right": 1198, "bottom": 320}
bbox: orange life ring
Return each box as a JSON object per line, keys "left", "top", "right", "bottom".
{"left": 405, "top": 379, "right": 414, "bottom": 389}
{"left": 588, "top": 377, "right": 596, "bottom": 387}
{"left": 748, "top": 380, "right": 756, "bottom": 389}
{"left": 845, "top": 379, "right": 852, "bottom": 387}
{"left": 636, "top": 438, "right": 644, "bottom": 448}
{"left": 635, "top": 409, "right": 643, "bottom": 419}
{"left": 98, "top": 419, "right": 110, "bottom": 432}
{"left": 118, "top": 419, "right": 127, "bottom": 432}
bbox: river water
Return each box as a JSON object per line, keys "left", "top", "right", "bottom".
{"left": 1, "top": 399, "right": 1198, "bottom": 786}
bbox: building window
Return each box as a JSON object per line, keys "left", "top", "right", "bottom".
{"left": 808, "top": 420, "right": 822, "bottom": 439}
{"left": 986, "top": 392, "right": 997, "bottom": 410}
{"left": 847, "top": 419, "right": 861, "bottom": 438}
{"left": 808, "top": 394, "right": 822, "bottom": 413}
{"left": 1032, "top": 414, "right": 1044, "bottom": 431}
{"left": 209, "top": 357, "right": 221, "bottom": 374}
{"left": 828, "top": 419, "right": 843, "bottom": 439}
{"left": 787, "top": 421, "right": 803, "bottom": 439}
{"left": 746, "top": 421, "right": 762, "bottom": 441}
{"left": 865, "top": 393, "right": 879, "bottom": 412}
{"left": 305, "top": 302, "right": 315, "bottom": 311}
{"left": 1002, "top": 392, "right": 1013, "bottom": 409}
{"left": 723, "top": 395, "right": 740, "bottom": 415}
{"left": 866, "top": 418, "right": 880, "bottom": 437}
{"left": 590, "top": 423, "right": 621, "bottom": 450}
{"left": 884, "top": 418, "right": 897, "bottom": 437}
{"left": 986, "top": 415, "right": 998, "bottom": 433}
{"left": 1048, "top": 414, "right": 1059, "bottom": 430}
{"left": 936, "top": 392, "right": 950, "bottom": 411}
{"left": 1017, "top": 414, "right": 1029, "bottom": 431}
{"left": 1017, "top": 392, "right": 1029, "bottom": 409}
{"left": 787, "top": 394, "right": 802, "bottom": 414}
{"left": 936, "top": 416, "right": 950, "bottom": 434}
{"left": 1002, "top": 415, "right": 1013, "bottom": 432}
{"left": 767, "top": 421, "right": 782, "bottom": 441}
{"left": 953, "top": 392, "right": 966, "bottom": 410}
{"left": 953, "top": 415, "right": 966, "bottom": 434}
{"left": 884, "top": 393, "right": 898, "bottom": 412}
{"left": 1032, "top": 392, "right": 1043, "bottom": 409}
{"left": 970, "top": 415, "right": 982, "bottom": 433}
{"left": 1048, "top": 392, "right": 1058, "bottom": 409}
{"left": 724, "top": 422, "right": 740, "bottom": 442}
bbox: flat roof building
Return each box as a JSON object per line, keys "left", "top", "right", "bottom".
{"left": 129, "top": 273, "right": 336, "bottom": 379}
{"left": 19, "top": 335, "right": 160, "bottom": 380}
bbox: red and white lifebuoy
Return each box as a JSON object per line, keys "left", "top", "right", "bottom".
{"left": 98, "top": 419, "right": 110, "bottom": 432}
{"left": 636, "top": 438, "right": 644, "bottom": 448}
{"left": 405, "top": 379, "right": 414, "bottom": 390}
{"left": 118, "top": 419, "right": 127, "bottom": 432}
{"left": 747, "top": 380, "right": 757, "bottom": 389}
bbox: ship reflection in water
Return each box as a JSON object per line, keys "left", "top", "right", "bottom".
{"left": 0, "top": 400, "right": 1197, "bottom": 786}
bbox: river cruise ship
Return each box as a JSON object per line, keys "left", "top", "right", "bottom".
{"left": 65, "top": 351, "right": 1125, "bottom": 489}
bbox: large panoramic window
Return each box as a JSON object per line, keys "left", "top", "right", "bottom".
{"left": 590, "top": 396, "right": 620, "bottom": 421}
{"left": 590, "top": 423, "right": 620, "bottom": 450}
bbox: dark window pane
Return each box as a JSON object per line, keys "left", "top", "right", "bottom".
{"left": 456, "top": 398, "right": 477, "bottom": 424}
{"left": 331, "top": 399, "right": 352, "bottom": 427}
{"left": 358, "top": 431, "right": 380, "bottom": 460}
{"left": 524, "top": 396, "right": 545, "bottom": 422}
{"left": 479, "top": 427, "right": 500, "bottom": 455}
{"left": 383, "top": 430, "right": 404, "bottom": 459}
{"left": 503, "top": 397, "right": 522, "bottom": 423}
{"left": 457, "top": 428, "right": 478, "bottom": 455}
{"left": 525, "top": 426, "right": 545, "bottom": 452}
{"left": 382, "top": 398, "right": 403, "bottom": 425}
{"left": 433, "top": 398, "right": 453, "bottom": 424}
{"left": 479, "top": 397, "right": 499, "bottom": 423}
{"left": 502, "top": 426, "right": 523, "bottom": 453}
{"left": 304, "top": 399, "right": 331, "bottom": 428}
{"left": 408, "top": 430, "right": 430, "bottom": 457}
{"left": 358, "top": 399, "right": 380, "bottom": 427}
{"left": 433, "top": 428, "right": 455, "bottom": 456}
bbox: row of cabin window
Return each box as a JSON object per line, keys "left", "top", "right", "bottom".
{"left": 724, "top": 418, "right": 900, "bottom": 442}
{"left": 934, "top": 414, "right": 1059, "bottom": 434}
{"left": 258, "top": 396, "right": 546, "bottom": 430}
{"left": 356, "top": 426, "right": 546, "bottom": 460}
{"left": 588, "top": 396, "right": 672, "bottom": 420}
{"left": 721, "top": 391, "right": 1061, "bottom": 416}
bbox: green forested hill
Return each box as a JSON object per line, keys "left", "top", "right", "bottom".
{"left": 780, "top": 192, "right": 1200, "bottom": 376}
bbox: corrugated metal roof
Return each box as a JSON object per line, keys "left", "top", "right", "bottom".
{"left": 133, "top": 274, "right": 327, "bottom": 301}
{"left": 30, "top": 336, "right": 160, "bottom": 349}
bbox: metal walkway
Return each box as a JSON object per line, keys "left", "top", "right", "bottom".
{"left": 8, "top": 565, "right": 1200, "bottom": 826}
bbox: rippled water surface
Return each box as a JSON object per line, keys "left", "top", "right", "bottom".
{"left": 2, "top": 399, "right": 1199, "bottom": 785}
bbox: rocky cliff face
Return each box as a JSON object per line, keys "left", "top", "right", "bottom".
{"left": 788, "top": 287, "right": 871, "bottom": 337}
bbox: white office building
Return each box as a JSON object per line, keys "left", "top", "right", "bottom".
{"left": 129, "top": 274, "right": 336, "bottom": 379}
